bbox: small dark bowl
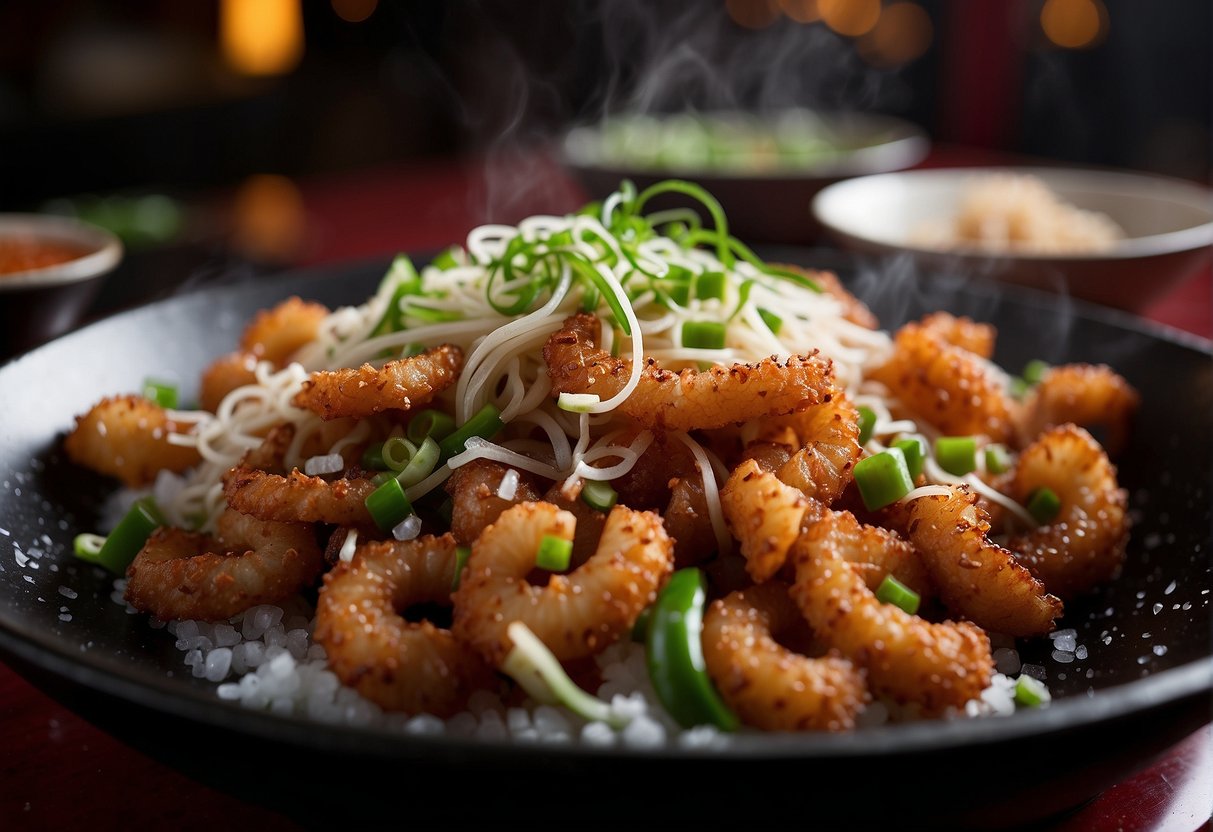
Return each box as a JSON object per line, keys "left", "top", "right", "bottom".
{"left": 0, "top": 214, "right": 123, "bottom": 358}
{"left": 562, "top": 111, "right": 928, "bottom": 245}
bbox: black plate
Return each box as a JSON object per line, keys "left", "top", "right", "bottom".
{"left": 1, "top": 257, "right": 1210, "bottom": 827}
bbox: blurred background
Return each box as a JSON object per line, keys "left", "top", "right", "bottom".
{"left": 0, "top": 0, "right": 1209, "bottom": 311}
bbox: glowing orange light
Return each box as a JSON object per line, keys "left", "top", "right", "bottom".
{"left": 726, "top": 0, "right": 781, "bottom": 30}
{"left": 857, "top": 2, "right": 933, "bottom": 67}
{"left": 332, "top": 0, "right": 378, "bottom": 24}
{"left": 232, "top": 174, "right": 307, "bottom": 263}
{"left": 1040, "top": 0, "right": 1108, "bottom": 49}
{"left": 818, "top": 0, "right": 881, "bottom": 38}
{"left": 220, "top": 0, "right": 305, "bottom": 77}
{"left": 779, "top": 0, "right": 820, "bottom": 24}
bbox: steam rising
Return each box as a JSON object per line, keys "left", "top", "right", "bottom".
{"left": 446, "top": 2, "right": 910, "bottom": 220}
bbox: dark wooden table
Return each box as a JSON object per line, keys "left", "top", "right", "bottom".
{"left": 3, "top": 153, "right": 1210, "bottom": 831}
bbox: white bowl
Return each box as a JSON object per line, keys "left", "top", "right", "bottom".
{"left": 0, "top": 214, "right": 123, "bottom": 356}
{"left": 811, "top": 167, "right": 1213, "bottom": 311}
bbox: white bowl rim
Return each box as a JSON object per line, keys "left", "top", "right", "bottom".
{"left": 811, "top": 166, "right": 1213, "bottom": 261}
{"left": 562, "top": 111, "right": 930, "bottom": 181}
{"left": 0, "top": 213, "right": 124, "bottom": 292}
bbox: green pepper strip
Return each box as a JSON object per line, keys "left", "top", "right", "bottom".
{"left": 645, "top": 567, "right": 739, "bottom": 731}
{"left": 92, "top": 497, "right": 165, "bottom": 574}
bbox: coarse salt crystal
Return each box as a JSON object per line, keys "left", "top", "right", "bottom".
{"left": 205, "top": 648, "right": 233, "bottom": 682}
{"left": 303, "top": 453, "right": 345, "bottom": 477}
{"left": 57, "top": 586, "right": 78, "bottom": 600}
{"left": 391, "top": 514, "right": 422, "bottom": 541}
{"left": 496, "top": 469, "right": 520, "bottom": 501}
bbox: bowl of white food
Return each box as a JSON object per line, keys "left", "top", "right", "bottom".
{"left": 811, "top": 167, "right": 1213, "bottom": 312}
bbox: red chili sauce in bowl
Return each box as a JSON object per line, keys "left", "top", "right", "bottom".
{"left": 0, "top": 237, "right": 93, "bottom": 276}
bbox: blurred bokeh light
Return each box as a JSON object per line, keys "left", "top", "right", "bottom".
{"left": 1040, "top": 0, "right": 1109, "bottom": 50}
{"left": 220, "top": 0, "right": 305, "bottom": 76}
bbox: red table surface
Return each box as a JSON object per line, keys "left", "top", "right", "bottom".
{"left": 2, "top": 153, "right": 1210, "bottom": 831}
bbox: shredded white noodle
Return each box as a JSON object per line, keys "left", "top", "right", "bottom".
{"left": 159, "top": 189, "right": 1031, "bottom": 537}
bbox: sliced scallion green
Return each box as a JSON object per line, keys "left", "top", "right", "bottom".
{"left": 364, "top": 477, "right": 413, "bottom": 532}
{"left": 94, "top": 498, "right": 165, "bottom": 574}
{"left": 984, "top": 444, "right": 1012, "bottom": 475}
{"left": 853, "top": 448, "right": 914, "bottom": 511}
{"left": 535, "top": 535, "right": 573, "bottom": 572}
{"left": 439, "top": 404, "right": 504, "bottom": 460}
{"left": 1014, "top": 675, "right": 1051, "bottom": 707}
{"left": 935, "top": 436, "right": 978, "bottom": 476}
{"left": 1022, "top": 359, "right": 1050, "bottom": 385}
{"left": 431, "top": 247, "right": 460, "bottom": 270}
{"left": 395, "top": 436, "right": 439, "bottom": 488}
{"left": 406, "top": 409, "right": 456, "bottom": 444}
{"left": 857, "top": 406, "right": 877, "bottom": 445}
{"left": 695, "top": 271, "right": 726, "bottom": 301}
{"left": 1026, "top": 487, "right": 1062, "bottom": 525}
{"left": 381, "top": 437, "right": 416, "bottom": 471}
{"left": 73, "top": 533, "right": 107, "bottom": 561}
{"left": 681, "top": 320, "right": 726, "bottom": 350}
{"left": 875, "top": 574, "right": 921, "bottom": 615}
{"left": 892, "top": 437, "right": 925, "bottom": 481}
{"left": 757, "top": 308, "right": 783, "bottom": 335}
{"left": 557, "top": 392, "right": 601, "bottom": 413}
{"left": 142, "top": 378, "right": 178, "bottom": 410}
{"left": 581, "top": 480, "right": 618, "bottom": 513}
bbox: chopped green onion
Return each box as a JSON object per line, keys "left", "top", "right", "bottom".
{"left": 535, "top": 535, "right": 573, "bottom": 572}
{"left": 364, "top": 477, "right": 413, "bottom": 532}
{"left": 984, "top": 444, "right": 1012, "bottom": 475}
{"left": 142, "top": 378, "right": 178, "bottom": 409}
{"left": 1022, "top": 359, "right": 1050, "bottom": 385}
{"left": 857, "top": 406, "right": 877, "bottom": 445}
{"left": 381, "top": 437, "right": 417, "bottom": 471}
{"left": 1010, "top": 377, "right": 1030, "bottom": 399}
{"left": 1026, "top": 487, "right": 1062, "bottom": 525}
{"left": 681, "top": 320, "right": 726, "bottom": 350}
{"left": 875, "top": 574, "right": 921, "bottom": 615}
{"left": 557, "top": 392, "right": 601, "bottom": 413}
{"left": 581, "top": 480, "right": 618, "bottom": 513}
{"left": 634, "top": 180, "right": 733, "bottom": 267}
{"left": 501, "top": 621, "right": 626, "bottom": 728}
{"left": 396, "top": 436, "right": 440, "bottom": 488}
{"left": 1014, "top": 675, "right": 1051, "bottom": 708}
{"left": 646, "top": 567, "right": 739, "bottom": 731}
{"left": 73, "top": 533, "right": 107, "bottom": 560}
{"left": 935, "top": 436, "right": 978, "bottom": 476}
{"left": 431, "top": 247, "right": 460, "bottom": 270}
{"left": 451, "top": 545, "right": 471, "bottom": 591}
{"left": 695, "top": 271, "right": 726, "bottom": 301}
{"left": 854, "top": 448, "right": 914, "bottom": 511}
{"left": 93, "top": 497, "right": 165, "bottom": 574}
{"left": 370, "top": 255, "right": 421, "bottom": 336}
{"left": 439, "top": 404, "right": 504, "bottom": 460}
{"left": 406, "top": 409, "right": 456, "bottom": 444}
{"left": 579, "top": 284, "right": 600, "bottom": 312}
{"left": 757, "top": 308, "right": 783, "bottom": 335}
{"left": 892, "top": 437, "right": 925, "bottom": 481}
{"left": 402, "top": 304, "right": 463, "bottom": 324}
